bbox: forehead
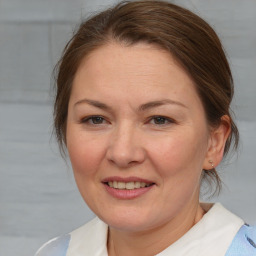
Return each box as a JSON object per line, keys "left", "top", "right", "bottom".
{"left": 71, "top": 42, "right": 202, "bottom": 109}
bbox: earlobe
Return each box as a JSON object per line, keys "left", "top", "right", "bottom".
{"left": 203, "top": 115, "right": 231, "bottom": 170}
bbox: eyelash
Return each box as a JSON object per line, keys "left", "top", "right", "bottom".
{"left": 148, "top": 116, "right": 175, "bottom": 126}
{"left": 80, "top": 116, "right": 108, "bottom": 125}
{"left": 80, "top": 115, "right": 175, "bottom": 126}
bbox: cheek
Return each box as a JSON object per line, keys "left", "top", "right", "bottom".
{"left": 148, "top": 132, "right": 208, "bottom": 178}
{"left": 67, "top": 130, "right": 105, "bottom": 177}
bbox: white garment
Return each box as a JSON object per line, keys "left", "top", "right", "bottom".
{"left": 65, "top": 203, "right": 244, "bottom": 256}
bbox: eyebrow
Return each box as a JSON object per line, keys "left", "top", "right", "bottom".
{"left": 138, "top": 99, "right": 187, "bottom": 111}
{"left": 74, "top": 99, "right": 113, "bottom": 111}
{"left": 74, "top": 98, "right": 187, "bottom": 111}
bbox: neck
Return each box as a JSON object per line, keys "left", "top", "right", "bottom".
{"left": 108, "top": 201, "right": 205, "bottom": 256}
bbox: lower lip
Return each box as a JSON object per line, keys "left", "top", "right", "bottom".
{"left": 103, "top": 183, "right": 154, "bottom": 199}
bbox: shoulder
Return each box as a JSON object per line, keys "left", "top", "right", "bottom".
{"left": 35, "top": 233, "right": 71, "bottom": 256}
{"left": 67, "top": 217, "right": 108, "bottom": 255}
{"left": 35, "top": 217, "right": 108, "bottom": 256}
{"left": 225, "top": 224, "right": 256, "bottom": 256}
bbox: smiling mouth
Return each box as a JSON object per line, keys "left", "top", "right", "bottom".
{"left": 105, "top": 181, "right": 154, "bottom": 190}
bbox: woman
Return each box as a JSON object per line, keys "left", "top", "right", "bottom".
{"left": 36, "top": 1, "right": 256, "bottom": 255}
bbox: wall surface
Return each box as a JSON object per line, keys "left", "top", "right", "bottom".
{"left": 0, "top": 1, "right": 255, "bottom": 255}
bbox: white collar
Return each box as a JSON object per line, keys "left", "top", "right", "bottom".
{"left": 67, "top": 203, "right": 244, "bottom": 256}
{"left": 156, "top": 203, "right": 244, "bottom": 256}
{"left": 67, "top": 217, "right": 108, "bottom": 256}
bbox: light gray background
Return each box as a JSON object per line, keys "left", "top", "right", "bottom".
{"left": 0, "top": 1, "right": 255, "bottom": 256}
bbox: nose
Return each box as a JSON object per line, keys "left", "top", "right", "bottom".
{"left": 106, "top": 123, "right": 146, "bottom": 168}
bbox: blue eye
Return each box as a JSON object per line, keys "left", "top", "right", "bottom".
{"left": 150, "top": 116, "right": 174, "bottom": 125}
{"left": 81, "top": 116, "right": 106, "bottom": 125}
{"left": 91, "top": 116, "right": 104, "bottom": 124}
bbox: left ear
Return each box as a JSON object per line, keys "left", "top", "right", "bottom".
{"left": 203, "top": 115, "right": 231, "bottom": 170}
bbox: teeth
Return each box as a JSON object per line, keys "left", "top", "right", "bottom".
{"left": 135, "top": 181, "right": 140, "bottom": 188}
{"left": 117, "top": 182, "right": 126, "bottom": 189}
{"left": 126, "top": 182, "right": 135, "bottom": 190}
{"left": 108, "top": 181, "right": 113, "bottom": 188}
{"left": 140, "top": 182, "right": 146, "bottom": 188}
{"left": 107, "top": 181, "right": 152, "bottom": 189}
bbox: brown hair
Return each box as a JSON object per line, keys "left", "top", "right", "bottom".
{"left": 54, "top": 0, "right": 239, "bottom": 194}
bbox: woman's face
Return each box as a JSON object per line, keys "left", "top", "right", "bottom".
{"left": 66, "top": 42, "right": 213, "bottom": 232}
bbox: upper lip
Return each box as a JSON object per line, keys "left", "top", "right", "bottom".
{"left": 102, "top": 176, "right": 155, "bottom": 184}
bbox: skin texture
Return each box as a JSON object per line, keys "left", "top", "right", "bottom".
{"left": 66, "top": 42, "right": 230, "bottom": 256}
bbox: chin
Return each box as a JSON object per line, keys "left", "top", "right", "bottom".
{"left": 97, "top": 207, "right": 159, "bottom": 232}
